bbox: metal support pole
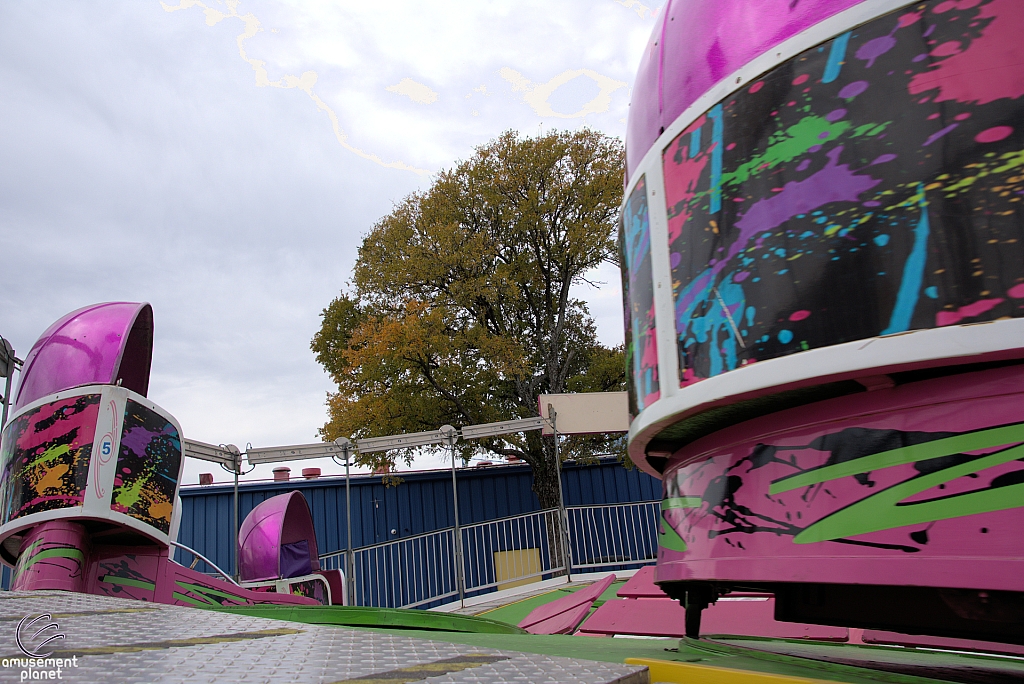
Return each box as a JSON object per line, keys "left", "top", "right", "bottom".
{"left": 548, "top": 406, "right": 572, "bottom": 582}
{"left": 442, "top": 425, "right": 464, "bottom": 608}
{"left": 232, "top": 456, "right": 240, "bottom": 582}
{"left": 335, "top": 438, "right": 356, "bottom": 606}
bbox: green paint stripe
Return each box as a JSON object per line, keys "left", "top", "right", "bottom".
{"left": 17, "top": 547, "right": 85, "bottom": 573}
{"left": 100, "top": 576, "right": 156, "bottom": 591}
{"left": 172, "top": 591, "right": 209, "bottom": 607}
{"left": 662, "top": 497, "right": 702, "bottom": 509}
{"left": 770, "top": 422, "right": 1024, "bottom": 494}
{"left": 175, "top": 580, "right": 248, "bottom": 602}
{"left": 659, "top": 498, "right": 699, "bottom": 552}
{"left": 795, "top": 444, "right": 1024, "bottom": 543}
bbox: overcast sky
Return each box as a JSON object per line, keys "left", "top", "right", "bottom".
{"left": 0, "top": 1, "right": 656, "bottom": 484}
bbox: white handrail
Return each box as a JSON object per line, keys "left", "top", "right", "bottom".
{"left": 169, "top": 541, "right": 240, "bottom": 586}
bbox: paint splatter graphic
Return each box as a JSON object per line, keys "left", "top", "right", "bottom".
{"left": 96, "top": 554, "right": 160, "bottom": 602}
{"left": 661, "top": 379, "right": 1024, "bottom": 561}
{"left": 289, "top": 578, "right": 330, "bottom": 605}
{"left": 659, "top": 0, "right": 1024, "bottom": 386}
{"left": 0, "top": 395, "right": 99, "bottom": 525}
{"left": 111, "top": 399, "right": 181, "bottom": 534}
{"left": 619, "top": 175, "right": 660, "bottom": 414}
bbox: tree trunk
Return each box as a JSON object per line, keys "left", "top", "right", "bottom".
{"left": 526, "top": 435, "right": 562, "bottom": 509}
{"left": 527, "top": 436, "right": 570, "bottom": 576}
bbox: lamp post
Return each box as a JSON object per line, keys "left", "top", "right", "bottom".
{"left": 440, "top": 425, "right": 465, "bottom": 608}
{"left": 182, "top": 439, "right": 247, "bottom": 576}
{"left": 333, "top": 437, "right": 355, "bottom": 605}
{"left": 220, "top": 444, "right": 242, "bottom": 581}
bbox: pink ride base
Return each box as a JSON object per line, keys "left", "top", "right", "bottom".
{"left": 11, "top": 521, "right": 318, "bottom": 608}
{"left": 657, "top": 364, "right": 1024, "bottom": 592}
{"left": 571, "top": 569, "right": 847, "bottom": 640}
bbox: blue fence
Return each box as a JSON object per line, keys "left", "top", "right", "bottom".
{"left": 175, "top": 457, "right": 659, "bottom": 577}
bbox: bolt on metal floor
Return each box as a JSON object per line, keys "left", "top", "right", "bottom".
{"left": 0, "top": 591, "right": 647, "bottom": 684}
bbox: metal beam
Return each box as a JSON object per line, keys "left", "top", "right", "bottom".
{"left": 194, "top": 414, "right": 547, "bottom": 469}
{"left": 244, "top": 441, "right": 346, "bottom": 465}
{"left": 355, "top": 429, "right": 449, "bottom": 454}
{"left": 183, "top": 439, "right": 238, "bottom": 468}
{"left": 459, "top": 416, "right": 546, "bottom": 440}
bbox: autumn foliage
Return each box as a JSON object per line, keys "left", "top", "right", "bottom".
{"left": 312, "top": 129, "right": 625, "bottom": 506}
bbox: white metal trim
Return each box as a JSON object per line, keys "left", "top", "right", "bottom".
{"left": 644, "top": 159, "right": 680, "bottom": 402}
{"left": 628, "top": 318, "right": 1024, "bottom": 476}
{"left": 84, "top": 386, "right": 126, "bottom": 515}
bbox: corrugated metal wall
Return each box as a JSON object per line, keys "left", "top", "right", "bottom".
{"left": 175, "top": 458, "right": 660, "bottom": 576}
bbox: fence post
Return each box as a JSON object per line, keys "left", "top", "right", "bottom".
{"left": 442, "top": 425, "right": 465, "bottom": 608}
{"left": 548, "top": 406, "right": 572, "bottom": 582}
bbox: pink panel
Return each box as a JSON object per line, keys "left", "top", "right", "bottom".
{"left": 577, "top": 598, "right": 688, "bottom": 637}
{"left": 15, "top": 302, "right": 153, "bottom": 411}
{"left": 626, "top": 0, "right": 865, "bottom": 176}
{"left": 658, "top": 365, "right": 1024, "bottom": 592}
{"left": 317, "top": 569, "right": 345, "bottom": 606}
{"left": 523, "top": 602, "right": 593, "bottom": 635}
{"left": 616, "top": 565, "right": 666, "bottom": 599}
{"left": 518, "top": 574, "right": 616, "bottom": 629}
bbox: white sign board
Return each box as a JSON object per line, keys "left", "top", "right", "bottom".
{"left": 538, "top": 392, "right": 629, "bottom": 436}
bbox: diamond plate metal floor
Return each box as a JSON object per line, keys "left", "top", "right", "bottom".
{"left": 0, "top": 591, "right": 647, "bottom": 684}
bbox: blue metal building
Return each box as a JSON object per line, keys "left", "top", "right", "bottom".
{"left": 175, "top": 457, "right": 660, "bottom": 577}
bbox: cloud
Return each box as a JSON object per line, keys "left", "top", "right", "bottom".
{"left": 386, "top": 78, "right": 438, "bottom": 105}
{"left": 614, "top": 0, "right": 658, "bottom": 20}
{"left": 161, "top": 0, "right": 430, "bottom": 175}
{"left": 499, "top": 67, "right": 627, "bottom": 118}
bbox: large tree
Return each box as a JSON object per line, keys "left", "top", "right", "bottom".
{"left": 313, "top": 129, "right": 625, "bottom": 508}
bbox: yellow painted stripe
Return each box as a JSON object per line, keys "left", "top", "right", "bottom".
{"left": 329, "top": 653, "right": 508, "bottom": 683}
{"left": 624, "top": 658, "right": 837, "bottom": 684}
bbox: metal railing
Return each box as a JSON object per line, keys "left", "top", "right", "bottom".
{"left": 319, "top": 500, "right": 659, "bottom": 609}
{"left": 461, "top": 508, "right": 565, "bottom": 594}
{"left": 321, "top": 527, "right": 458, "bottom": 609}
{"left": 169, "top": 540, "right": 240, "bottom": 586}
{"left": 565, "top": 500, "right": 659, "bottom": 571}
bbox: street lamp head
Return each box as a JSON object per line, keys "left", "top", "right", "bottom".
{"left": 439, "top": 425, "right": 457, "bottom": 445}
